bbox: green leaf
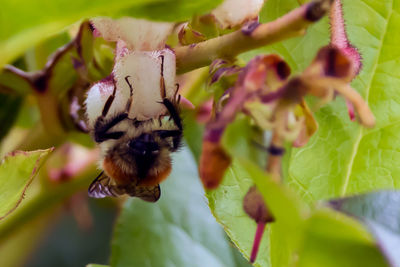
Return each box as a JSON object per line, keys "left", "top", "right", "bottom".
{"left": 242, "top": 0, "right": 400, "bottom": 203}
{"left": 0, "top": 0, "right": 222, "bottom": 68}
{"left": 0, "top": 148, "right": 53, "bottom": 219}
{"left": 298, "top": 209, "right": 389, "bottom": 267}
{"left": 207, "top": 1, "right": 400, "bottom": 265}
{"left": 111, "top": 147, "right": 240, "bottom": 267}
{"left": 120, "top": 0, "right": 223, "bottom": 22}
{"left": 281, "top": 0, "right": 400, "bottom": 201}
{"left": 207, "top": 158, "right": 308, "bottom": 267}
{"left": 330, "top": 190, "right": 400, "bottom": 267}
{"left": 86, "top": 264, "right": 109, "bottom": 267}
{"left": 206, "top": 161, "right": 267, "bottom": 266}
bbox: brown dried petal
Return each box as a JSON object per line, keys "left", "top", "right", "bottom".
{"left": 199, "top": 140, "right": 232, "bottom": 189}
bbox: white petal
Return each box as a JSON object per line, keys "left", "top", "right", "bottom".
{"left": 212, "top": 0, "right": 265, "bottom": 29}
{"left": 113, "top": 49, "right": 176, "bottom": 121}
{"left": 91, "top": 17, "right": 173, "bottom": 51}
{"left": 85, "top": 77, "right": 128, "bottom": 128}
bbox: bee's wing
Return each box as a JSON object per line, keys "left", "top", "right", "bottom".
{"left": 125, "top": 184, "right": 161, "bottom": 202}
{"left": 88, "top": 172, "right": 161, "bottom": 202}
{"left": 88, "top": 171, "right": 124, "bottom": 198}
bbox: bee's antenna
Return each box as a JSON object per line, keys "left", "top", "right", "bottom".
{"left": 102, "top": 83, "right": 117, "bottom": 116}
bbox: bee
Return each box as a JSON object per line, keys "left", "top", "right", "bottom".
{"left": 85, "top": 48, "right": 182, "bottom": 202}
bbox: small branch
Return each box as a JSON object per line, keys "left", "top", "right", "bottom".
{"left": 175, "top": 0, "right": 333, "bottom": 73}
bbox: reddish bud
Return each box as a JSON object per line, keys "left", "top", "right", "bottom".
{"left": 243, "top": 186, "right": 274, "bottom": 263}
{"left": 314, "top": 46, "right": 353, "bottom": 81}
{"left": 243, "top": 186, "right": 274, "bottom": 223}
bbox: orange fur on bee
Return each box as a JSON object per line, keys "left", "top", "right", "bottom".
{"left": 199, "top": 141, "right": 232, "bottom": 189}
{"left": 103, "top": 157, "right": 132, "bottom": 185}
{"left": 103, "top": 156, "right": 171, "bottom": 186}
{"left": 138, "top": 163, "right": 171, "bottom": 186}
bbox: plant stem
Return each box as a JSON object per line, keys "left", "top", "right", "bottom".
{"left": 175, "top": 0, "right": 333, "bottom": 73}
{"left": 16, "top": 123, "right": 65, "bottom": 151}
{"left": 267, "top": 131, "right": 284, "bottom": 183}
{"left": 250, "top": 222, "right": 266, "bottom": 263}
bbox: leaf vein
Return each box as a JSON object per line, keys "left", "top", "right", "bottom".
{"left": 341, "top": 0, "right": 394, "bottom": 196}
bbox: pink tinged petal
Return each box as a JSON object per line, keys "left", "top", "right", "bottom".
{"left": 196, "top": 99, "right": 213, "bottom": 123}
{"left": 179, "top": 95, "right": 195, "bottom": 110}
{"left": 115, "top": 39, "right": 130, "bottom": 61}
{"left": 250, "top": 223, "right": 266, "bottom": 263}
{"left": 49, "top": 145, "right": 98, "bottom": 182}
{"left": 92, "top": 28, "right": 101, "bottom": 38}
{"left": 85, "top": 76, "right": 116, "bottom": 128}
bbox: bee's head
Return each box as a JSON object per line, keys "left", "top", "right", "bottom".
{"left": 103, "top": 129, "right": 182, "bottom": 186}
{"left": 128, "top": 133, "right": 163, "bottom": 177}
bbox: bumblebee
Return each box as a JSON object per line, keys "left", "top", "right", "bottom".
{"left": 85, "top": 49, "right": 182, "bottom": 202}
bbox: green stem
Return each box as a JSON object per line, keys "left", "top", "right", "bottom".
{"left": 16, "top": 123, "right": 65, "bottom": 151}
{"left": 175, "top": 0, "right": 333, "bottom": 73}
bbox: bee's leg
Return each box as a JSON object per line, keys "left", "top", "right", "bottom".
{"left": 94, "top": 113, "right": 128, "bottom": 143}
{"left": 102, "top": 83, "right": 117, "bottom": 117}
{"left": 124, "top": 75, "right": 134, "bottom": 112}
{"left": 173, "top": 83, "right": 180, "bottom": 104}
{"left": 162, "top": 98, "right": 182, "bottom": 131}
{"left": 159, "top": 55, "right": 166, "bottom": 98}
{"left": 158, "top": 115, "right": 163, "bottom": 127}
{"left": 94, "top": 81, "right": 129, "bottom": 143}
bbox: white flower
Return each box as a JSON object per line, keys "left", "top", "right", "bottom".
{"left": 212, "top": 0, "right": 265, "bottom": 29}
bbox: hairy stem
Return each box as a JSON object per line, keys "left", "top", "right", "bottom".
{"left": 176, "top": 0, "right": 333, "bottom": 73}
